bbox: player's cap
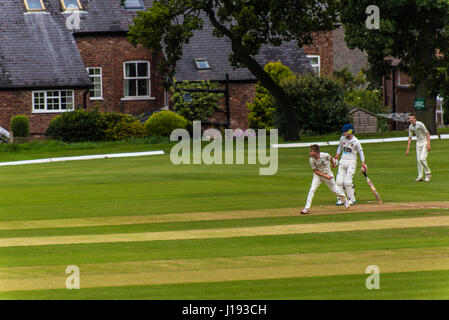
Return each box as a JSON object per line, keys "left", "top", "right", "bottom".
{"left": 341, "top": 123, "right": 354, "bottom": 133}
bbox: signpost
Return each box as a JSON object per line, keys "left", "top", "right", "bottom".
{"left": 414, "top": 98, "right": 426, "bottom": 110}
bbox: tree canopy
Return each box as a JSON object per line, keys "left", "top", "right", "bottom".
{"left": 340, "top": 0, "right": 449, "bottom": 133}
{"left": 126, "top": 0, "right": 339, "bottom": 140}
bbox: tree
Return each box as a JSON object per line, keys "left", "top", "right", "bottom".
{"left": 126, "top": 0, "right": 339, "bottom": 141}
{"left": 339, "top": 0, "right": 449, "bottom": 134}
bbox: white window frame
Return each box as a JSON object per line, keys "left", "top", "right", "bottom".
{"left": 24, "top": 0, "right": 46, "bottom": 11}
{"left": 32, "top": 90, "right": 75, "bottom": 113}
{"left": 122, "top": 61, "right": 154, "bottom": 101}
{"left": 194, "top": 59, "right": 211, "bottom": 70}
{"left": 307, "top": 55, "right": 321, "bottom": 77}
{"left": 124, "top": 0, "right": 144, "bottom": 9}
{"left": 60, "top": 0, "right": 82, "bottom": 11}
{"left": 87, "top": 67, "right": 103, "bottom": 100}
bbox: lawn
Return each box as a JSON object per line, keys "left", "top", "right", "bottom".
{"left": 0, "top": 136, "right": 448, "bottom": 299}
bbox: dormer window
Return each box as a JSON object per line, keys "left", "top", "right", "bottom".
{"left": 124, "top": 0, "right": 144, "bottom": 9}
{"left": 61, "top": 0, "right": 82, "bottom": 11}
{"left": 195, "top": 59, "right": 211, "bottom": 70}
{"left": 24, "top": 0, "right": 45, "bottom": 11}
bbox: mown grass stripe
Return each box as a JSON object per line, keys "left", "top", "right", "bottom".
{"left": 2, "top": 215, "right": 449, "bottom": 248}
{"left": 1, "top": 202, "right": 448, "bottom": 231}
{"left": 2, "top": 247, "right": 449, "bottom": 292}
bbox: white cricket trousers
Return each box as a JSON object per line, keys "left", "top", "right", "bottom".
{"left": 305, "top": 174, "right": 346, "bottom": 210}
{"left": 416, "top": 144, "right": 431, "bottom": 178}
{"left": 336, "top": 159, "right": 357, "bottom": 202}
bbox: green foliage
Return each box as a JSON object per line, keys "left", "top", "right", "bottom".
{"left": 46, "top": 109, "right": 144, "bottom": 142}
{"left": 172, "top": 80, "right": 224, "bottom": 122}
{"left": 333, "top": 67, "right": 366, "bottom": 91}
{"left": 277, "top": 75, "right": 351, "bottom": 135}
{"left": 247, "top": 62, "right": 294, "bottom": 130}
{"left": 344, "top": 89, "right": 386, "bottom": 114}
{"left": 104, "top": 116, "right": 147, "bottom": 141}
{"left": 144, "top": 111, "right": 188, "bottom": 137}
{"left": 10, "top": 115, "right": 30, "bottom": 137}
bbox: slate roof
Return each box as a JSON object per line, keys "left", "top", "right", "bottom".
{"left": 0, "top": 0, "right": 311, "bottom": 89}
{"left": 175, "top": 19, "right": 314, "bottom": 82}
{"left": 0, "top": 0, "right": 152, "bottom": 89}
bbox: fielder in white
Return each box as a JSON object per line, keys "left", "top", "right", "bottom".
{"left": 406, "top": 114, "right": 431, "bottom": 182}
{"left": 335, "top": 124, "right": 366, "bottom": 206}
{"left": 300, "top": 144, "right": 349, "bottom": 215}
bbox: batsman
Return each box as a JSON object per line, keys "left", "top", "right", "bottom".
{"left": 335, "top": 124, "right": 366, "bottom": 206}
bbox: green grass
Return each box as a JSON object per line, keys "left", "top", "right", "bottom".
{"left": 2, "top": 269, "right": 449, "bottom": 300}
{"left": 0, "top": 137, "right": 448, "bottom": 299}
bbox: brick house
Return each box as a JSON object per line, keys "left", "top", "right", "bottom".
{"left": 302, "top": 25, "right": 369, "bottom": 78}
{"left": 0, "top": 0, "right": 165, "bottom": 135}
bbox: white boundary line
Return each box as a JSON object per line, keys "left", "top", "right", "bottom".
{"left": 272, "top": 135, "right": 444, "bottom": 149}
{"left": 0, "top": 151, "right": 165, "bottom": 167}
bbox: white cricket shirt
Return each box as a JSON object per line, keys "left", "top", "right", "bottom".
{"left": 409, "top": 121, "right": 429, "bottom": 146}
{"left": 309, "top": 152, "right": 334, "bottom": 177}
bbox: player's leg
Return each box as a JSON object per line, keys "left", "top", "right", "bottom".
{"left": 325, "top": 178, "right": 350, "bottom": 209}
{"left": 420, "top": 145, "right": 431, "bottom": 181}
{"left": 335, "top": 162, "right": 347, "bottom": 206}
{"left": 416, "top": 144, "right": 424, "bottom": 181}
{"left": 302, "top": 175, "right": 322, "bottom": 214}
{"left": 344, "top": 160, "right": 357, "bottom": 204}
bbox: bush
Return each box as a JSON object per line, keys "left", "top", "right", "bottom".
{"left": 172, "top": 80, "right": 224, "bottom": 122}
{"left": 104, "top": 116, "right": 147, "bottom": 141}
{"left": 144, "top": 111, "right": 188, "bottom": 137}
{"left": 10, "top": 115, "right": 30, "bottom": 137}
{"left": 277, "top": 75, "right": 351, "bottom": 136}
{"left": 247, "top": 62, "right": 295, "bottom": 130}
{"left": 46, "top": 109, "right": 142, "bottom": 142}
{"left": 344, "top": 89, "right": 386, "bottom": 114}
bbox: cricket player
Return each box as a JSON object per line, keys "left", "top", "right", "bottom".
{"left": 406, "top": 114, "right": 431, "bottom": 182}
{"left": 300, "top": 144, "right": 349, "bottom": 215}
{"left": 335, "top": 124, "right": 366, "bottom": 206}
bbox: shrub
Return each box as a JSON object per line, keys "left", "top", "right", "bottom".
{"left": 344, "top": 89, "right": 386, "bottom": 114}
{"left": 247, "top": 61, "right": 295, "bottom": 130}
{"left": 145, "top": 111, "right": 188, "bottom": 137}
{"left": 104, "top": 116, "right": 147, "bottom": 141}
{"left": 45, "top": 109, "right": 139, "bottom": 142}
{"left": 277, "top": 75, "right": 351, "bottom": 136}
{"left": 10, "top": 115, "right": 30, "bottom": 137}
{"left": 172, "top": 80, "right": 224, "bottom": 122}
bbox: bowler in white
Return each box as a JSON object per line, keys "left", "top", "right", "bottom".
{"left": 300, "top": 144, "right": 349, "bottom": 215}
{"left": 406, "top": 114, "right": 431, "bottom": 182}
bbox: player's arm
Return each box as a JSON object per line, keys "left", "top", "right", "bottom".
{"left": 335, "top": 140, "right": 342, "bottom": 159}
{"left": 406, "top": 127, "right": 412, "bottom": 156}
{"left": 357, "top": 141, "right": 366, "bottom": 170}
{"left": 313, "top": 169, "right": 332, "bottom": 180}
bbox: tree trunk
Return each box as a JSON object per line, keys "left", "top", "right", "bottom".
{"left": 415, "top": 80, "right": 437, "bottom": 135}
{"left": 204, "top": 8, "right": 300, "bottom": 141}
{"left": 229, "top": 38, "right": 300, "bottom": 141}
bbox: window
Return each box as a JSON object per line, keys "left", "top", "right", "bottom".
{"left": 61, "top": 0, "right": 82, "bottom": 11}
{"left": 195, "top": 59, "right": 211, "bottom": 70}
{"left": 24, "top": 0, "right": 45, "bottom": 11}
{"left": 124, "top": 61, "right": 150, "bottom": 98}
{"left": 33, "top": 90, "right": 74, "bottom": 113}
{"left": 87, "top": 67, "right": 103, "bottom": 100}
{"left": 124, "top": 0, "right": 144, "bottom": 9}
{"left": 307, "top": 55, "right": 320, "bottom": 77}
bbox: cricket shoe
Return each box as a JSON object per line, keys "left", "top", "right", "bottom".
{"left": 336, "top": 199, "right": 344, "bottom": 206}
{"left": 349, "top": 200, "right": 357, "bottom": 206}
{"left": 300, "top": 208, "right": 311, "bottom": 215}
{"left": 415, "top": 177, "right": 423, "bottom": 182}
{"left": 424, "top": 174, "right": 431, "bottom": 182}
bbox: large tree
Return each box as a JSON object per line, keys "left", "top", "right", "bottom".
{"left": 126, "top": 0, "right": 339, "bottom": 141}
{"left": 339, "top": 0, "right": 449, "bottom": 134}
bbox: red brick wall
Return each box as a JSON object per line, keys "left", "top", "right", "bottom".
{"left": 0, "top": 90, "right": 85, "bottom": 135}
{"left": 303, "top": 31, "right": 334, "bottom": 77}
{"left": 75, "top": 34, "right": 165, "bottom": 116}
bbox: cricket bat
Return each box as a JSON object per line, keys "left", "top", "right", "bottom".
{"left": 362, "top": 171, "right": 382, "bottom": 203}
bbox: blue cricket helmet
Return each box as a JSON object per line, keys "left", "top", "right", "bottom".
{"left": 341, "top": 123, "right": 354, "bottom": 133}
